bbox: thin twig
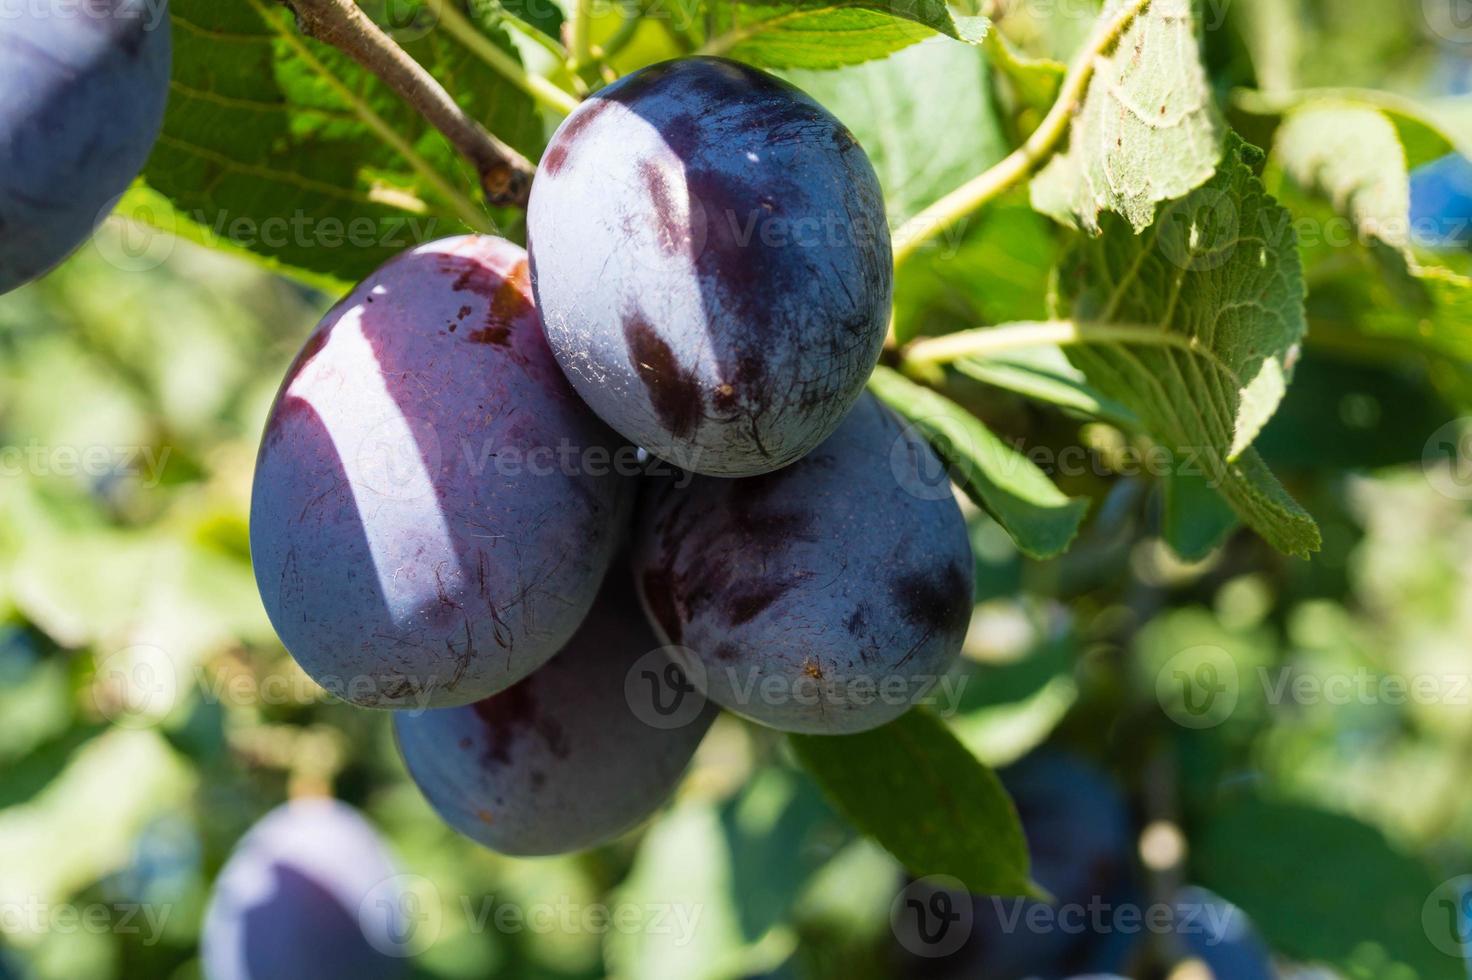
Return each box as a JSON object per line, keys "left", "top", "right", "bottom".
{"left": 282, "top": 0, "right": 536, "bottom": 207}
{"left": 427, "top": 0, "right": 584, "bottom": 112}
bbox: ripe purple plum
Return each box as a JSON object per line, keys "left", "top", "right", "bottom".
{"left": 393, "top": 571, "right": 716, "bottom": 855}
{"left": 250, "top": 236, "right": 635, "bottom": 709}
{"left": 0, "top": 0, "right": 171, "bottom": 293}
{"left": 902, "top": 751, "right": 1138, "bottom": 980}
{"left": 633, "top": 393, "right": 973, "bottom": 734}
{"left": 1173, "top": 887, "right": 1274, "bottom": 979}
{"left": 527, "top": 57, "right": 892, "bottom": 477}
{"left": 201, "top": 799, "right": 408, "bottom": 980}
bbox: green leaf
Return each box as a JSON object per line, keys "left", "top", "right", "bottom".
{"left": 1257, "top": 352, "right": 1460, "bottom": 471}
{"left": 983, "top": 31, "right": 1064, "bottom": 118}
{"left": 0, "top": 730, "right": 195, "bottom": 914}
{"left": 869, "top": 366, "right": 1090, "bottom": 559}
{"left": 1162, "top": 467, "right": 1239, "bottom": 561}
{"left": 1272, "top": 103, "right": 1412, "bottom": 257}
{"left": 784, "top": 38, "right": 1008, "bottom": 224}
{"left": 951, "top": 346, "right": 1139, "bottom": 428}
{"left": 1261, "top": 97, "right": 1472, "bottom": 373}
{"left": 1054, "top": 134, "right": 1320, "bottom": 557}
{"left": 1195, "top": 798, "right": 1467, "bottom": 980}
{"left": 143, "top": 0, "right": 540, "bottom": 283}
{"left": 790, "top": 709, "right": 1035, "bottom": 897}
{"left": 892, "top": 200, "right": 1060, "bottom": 341}
{"left": 606, "top": 768, "right": 851, "bottom": 980}
{"left": 1236, "top": 87, "right": 1472, "bottom": 168}
{"left": 707, "top": 3, "right": 987, "bottom": 70}
{"left": 1032, "top": 0, "right": 1224, "bottom": 233}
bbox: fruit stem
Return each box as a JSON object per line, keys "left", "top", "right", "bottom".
{"left": 900, "top": 320, "right": 1187, "bottom": 366}
{"left": 428, "top": 0, "right": 585, "bottom": 113}
{"left": 569, "top": 0, "right": 596, "bottom": 70}
{"left": 282, "top": 0, "right": 537, "bottom": 207}
{"left": 889, "top": 0, "right": 1154, "bottom": 269}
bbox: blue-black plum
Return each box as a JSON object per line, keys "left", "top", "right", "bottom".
{"left": 201, "top": 799, "right": 408, "bottom": 980}
{"left": 633, "top": 393, "right": 972, "bottom": 734}
{"left": 250, "top": 236, "right": 635, "bottom": 709}
{"left": 0, "top": 0, "right": 171, "bottom": 294}
{"left": 904, "top": 751, "right": 1137, "bottom": 980}
{"left": 1171, "top": 886, "right": 1273, "bottom": 979}
{"left": 527, "top": 56, "right": 892, "bottom": 477}
{"left": 1410, "top": 153, "right": 1472, "bottom": 247}
{"left": 394, "top": 571, "right": 716, "bottom": 855}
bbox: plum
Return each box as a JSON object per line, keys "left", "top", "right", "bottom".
{"left": 903, "top": 752, "right": 1138, "bottom": 979}
{"left": 201, "top": 798, "right": 409, "bottom": 980}
{"left": 632, "top": 393, "right": 972, "bottom": 734}
{"left": 1410, "top": 153, "right": 1472, "bottom": 247}
{"left": 526, "top": 56, "right": 892, "bottom": 477}
{"left": 250, "top": 236, "right": 635, "bottom": 709}
{"left": 1172, "top": 887, "right": 1274, "bottom": 979}
{"left": 393, "top": 570, "right": 716, "bottom": 855}
{"left": 0, "top": 0, "right": 171, "bottom": 294}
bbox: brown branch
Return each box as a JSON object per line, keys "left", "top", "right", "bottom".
{"left": 282, "top": 0, "right": 535, "bottom": 208}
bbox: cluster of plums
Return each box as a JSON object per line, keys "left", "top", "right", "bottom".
{"left": 0, "top": 0, "right": 171, "bottom": 295}
{"left": 250, "top": 58, "right": 975, "bottom": 855}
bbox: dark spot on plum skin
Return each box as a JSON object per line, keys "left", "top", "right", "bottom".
{"left": 714, "top": 642, "right": 741, "bottom": 662}
{"left": 471, "top": 682, "right": 571, "bottom": 765}
{"left": 640, "top": 567, "right": 683, "bottom": 644}
{"left": 891, "top": 561, "right": 972, "bottom": 638}
{"left": 540, "top": 98, "right": 614, "bottom": 176}
{"left": 725, "top": 581, "right": 791, "bottom": 625}
{"left": 623, "top": 309, "right": 704, "bottom": 440}
{"left": 641, "top": 477, "right": 817, "bottom": 643}
{"left": 467, "top": 324, "right": 510, "bottom": 346}
{"left": 640, "top": 161, "right": 684, "bottom": 255}
{"left": 541, "top": 142, "right": 570, "bottom": 177}
{"left": 440, "top": 255, "right": 530, "bottom": 347}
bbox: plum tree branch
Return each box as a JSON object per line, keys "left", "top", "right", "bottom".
{"left": 281, "top": 0, "right": 536, "bottom": 207}
{"left": 889, "top": 0, "right": 1154, "bottom": 268}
